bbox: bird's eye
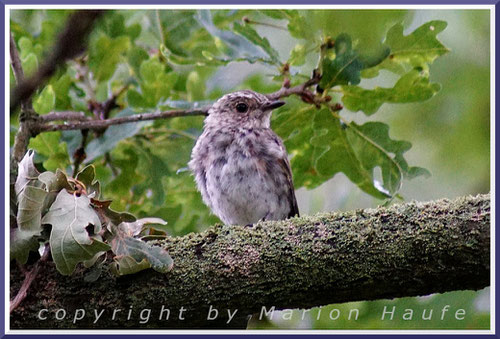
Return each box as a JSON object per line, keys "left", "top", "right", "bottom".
{"left": 235, "top": 103, "right": 248, "bottom": 113}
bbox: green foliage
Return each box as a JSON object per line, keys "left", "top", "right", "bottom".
{"left": 319, "top": 34, "right": 390, "bottom": 89}
{"left": 362, "top": 20, "right": 449, "bottom": 78}
{"left": 11, "top": 151, "right": 173, "bottom": 276}
{"left": 273, "top": 106, "right": 429, "bottom": 198}
{"left": 11, "top": 9, "right": 450, "bottom": 235}
{"left": 342, "top": 69, "right": 441, "bottom": 115}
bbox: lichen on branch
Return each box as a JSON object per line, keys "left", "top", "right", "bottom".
{"left": 10, "top": 193, "right": 490, "bottom": 329}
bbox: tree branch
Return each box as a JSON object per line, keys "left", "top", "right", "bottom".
{"left": 35, "top": 76, "right": 324, "bottom": 133}
{"left": 10, "top": 194, "right": 490, "bottom": 329}
{"left": 10, "top": 10, "right": 103, "bottom": 112}
{"left": 38, "top": 108, "right": 210, "bottom": 132}
{"left": 38, "top": 111, "right": 88, "bottom": 122}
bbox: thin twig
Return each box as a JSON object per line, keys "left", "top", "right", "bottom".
{"left": 39, "top": 111, "right": 88, "bottom": 122}
{"left": 36, "top": 73, "right": 323, "bottom": 133}
{"left": 266, "top": 71, "right": 322, "bottom": 104}
{"left": 10, "top": 10, "right": 104, "bottom": 112}
{"left": 10, "top": 33, "right": 37, "bottom": 184}
{"left": 9, "top": 33, "right": 26, "bottom": 87}
{"left": 10, "top": 245, "right": 50, "bottom": 313}
{"left": 242, "top": 17, "right": 287, "bottom": 31}
{"left": 38, "top": 108, "right": 210, "bottom": 132}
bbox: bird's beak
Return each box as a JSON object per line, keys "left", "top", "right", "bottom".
{"left": 262, "top": 100, "right": 285, "bottom": 111}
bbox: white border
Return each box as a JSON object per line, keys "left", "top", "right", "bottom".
{"left": 5, "top": 4, "right": 496, "bottom": 335}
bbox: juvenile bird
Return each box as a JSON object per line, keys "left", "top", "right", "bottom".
{"left": 189, "top": 90, "right": 299, "bottom": 226}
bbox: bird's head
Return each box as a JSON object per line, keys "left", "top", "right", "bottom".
{"left": 206, "top": 90, "right": 285, "bottom": 128}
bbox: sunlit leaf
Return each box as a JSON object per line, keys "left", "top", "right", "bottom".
{"left": 362, "top": 20, "right": 449, "bottom": 78}
{"left": 33, "top": 85, "right": 55, "bottom": 114}
{"left": 342, "top": 69, "right": 441, "bottom": 115}
{"left": 28, "top": 132, "right": 71, "bottom": 171}
{"left": 88, "top": 34, "right": 130, "bottom": 82}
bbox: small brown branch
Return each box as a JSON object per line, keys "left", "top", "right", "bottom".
{"left": 39, "top": 111, "right": 88, "bottom": 122}
{"left": 267, "top": 70, "right": 321, "bottom": 103}
{"left": 89, "top": 84, "right": 129, "bottom": 121}
{"left": 9, "top": 33, "right": 26, "bottom": 87}
{"left": 242, "top": 16, "right": 287, "bottom": 31}
{"left": 38, "top": 108, "right": 209, "bottom": 132}
{"left": 10, "top": 10, "right": 104, "bottom": 112}
{"left": 10, "top": 33, "right": 37, "bottom": 191}
{"left": 10, "top": 245, "right": 50, "bottom": 313}
{"left": 35, "top": 72, "right": 323, "bottom": 134}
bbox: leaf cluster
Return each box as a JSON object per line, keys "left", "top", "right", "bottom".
{"left": 12, "top": 150, "right": 173, "bottom": 277}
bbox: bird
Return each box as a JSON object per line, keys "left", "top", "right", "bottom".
{"left": 189, "top": 90, "right": 299, "bottom": 226}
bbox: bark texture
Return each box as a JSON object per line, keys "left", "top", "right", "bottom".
{"left": 10, "top": 194, "right": 490, "bottom": 329}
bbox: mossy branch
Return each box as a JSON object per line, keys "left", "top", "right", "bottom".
{"left": 10, "top": 194, "right": 490, "bottom": 329}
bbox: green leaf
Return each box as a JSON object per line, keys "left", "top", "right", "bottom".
{"left": 320, "top": 33, "right": 389, "bottom": 89}
{"left": 88, "top": 35, "right": 130, "bottom": 82}
{"left": 342, "top": 69, "right": 441, "bottom": 115}
{"left": 15, "top": 150, "right": 41, "bottom": 199}
{"left": 273, "top": 105, "right": 428, "bottom": 198}
{"left": 284, "top": 10, "right": 309, "bottom": 39}
{"left": 33, "top": 85, "right": 55, "bottom": 114}
{"left": 84, "top": 108, "right": 151, "bottom": 162}
{"left": 186, "top": 71, "right": 205, "bottom": 101}
{"left": 344, "top": 121, "right": 430, "bottom": 195}
{"left": 233, "top": 21, "right": 280, "bottom": 64}
{"left": 133, "top": 57, "right": 178, "bottom": 107}
{"left": 289, "top": 44, "right": 306, "bottom": 66}
{"left": 196, "top": 10, "right": 273, "bottom": 64}
{"left": 127, "top": 46, "right": 149, "bottom": 77}
{"left": 126, "top": 89, "right": 146, "bottom": 108}
{"left": 10, "top": 228, "right": 41, "bottom": 265}
{"left": 362, "top": 20, "right": 449, "bottom": 78}
{"left": 15, "top": 150, "right": 46, "bottom": 232}
{"left": 111, "top": 255, "right": 152, "bottom": 276}
{"left": 42, "top": 190, "right": 111, "bottom": 275}
{"left": 139, "top": 57, "right": 164, "bottom": 83}
{"left": 21, "top": 53, "right": 38, "bottom": 77}
{"left": 109, "top": 221, "right": 173, "bottom": 275}
{"left": 38, "top": 169, "right": 72, "bottom": 212}
{"left": 28, "top": 132, "right": 70, "bottom": 171}
{"left": 75, "top": 165, "right": 101, "bottom": 198}
{"left": 53, "top": 74, "right": 73, "bottom": 110}
{"left": 12, "top": 151, "right": 72, "bottom": 264}
{"left": 103, "top": 148, "right": 144, "bottom": 203}
{"left": 131, "top": 144, "right": 171, "bottom": 206}
{"left": 91, "top": 198, "right": 136, "bottom": 226}
{"left": 117, "top": 217, "right": 167, "bottom": 237}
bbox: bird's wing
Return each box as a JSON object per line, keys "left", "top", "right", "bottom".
{"left": 277, "top": 156, "right": 300, "bottom": 218}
